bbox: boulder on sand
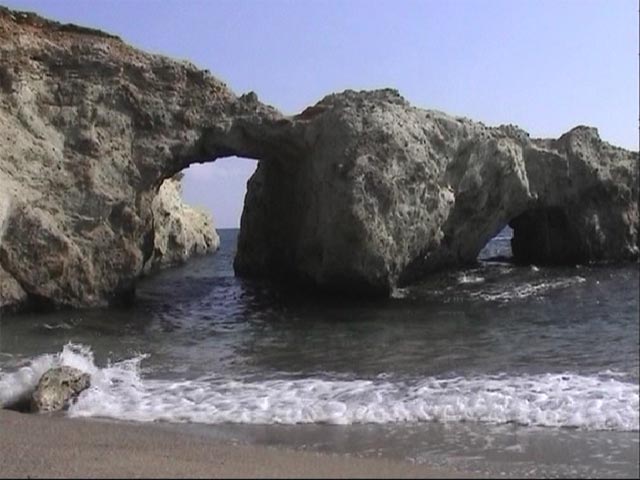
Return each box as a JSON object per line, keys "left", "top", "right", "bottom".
{"left": 30, "top": 366, "right": 91, "bottom": 413}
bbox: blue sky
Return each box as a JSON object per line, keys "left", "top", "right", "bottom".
{"left": 4, "top": 0, "right": 638, "bottom": 227}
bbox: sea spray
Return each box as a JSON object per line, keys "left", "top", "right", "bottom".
{"left": 0, "top": 343, "right": 95, "bottom": 408}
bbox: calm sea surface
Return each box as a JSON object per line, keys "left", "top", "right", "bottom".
{"left": 1, "top": 228, "right": 638, "bottom": 477}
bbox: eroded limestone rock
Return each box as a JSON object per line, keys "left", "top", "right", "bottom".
{"left": 30, "top": 366, "right": 91, "bottom": 413}
{"left": 0, "top": 186, "right": 26, "bottom": 310}
{"left": 146, "top": 174, "right": 220, "bottom": 272}
{"left": 0, "top": 264, "right": 26, "bottom": 311}
{"left": 0, "top": 7, "right": 276, "bottom": 312}
{"left": 234, "top": 92, "right": 638, "bottom": 294}
{"left": 0, "top": 6, "right": 637, "bottom": 309}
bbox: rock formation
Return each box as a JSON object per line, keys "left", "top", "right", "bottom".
{"left": 0, "top": 6, "right": 637, "bottom": 310}
{"left": 0, "top": 7, "right": 266, "bottom": 312}
{"left": 30, "top": 366, "right": 90, "bottom": 413}
{"left": 235, "top": 91, "right": 638, "bottom": 294}
{"left": 145, "top": 174, "right": 220, "bottom": 272}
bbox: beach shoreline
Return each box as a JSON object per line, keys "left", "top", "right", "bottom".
{"left": 0, "top": 410, "right": 474, "bottom": 478}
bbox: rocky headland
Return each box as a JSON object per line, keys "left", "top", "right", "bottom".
{"left": 0, "top": 6, "right": 637, "bottom": 311}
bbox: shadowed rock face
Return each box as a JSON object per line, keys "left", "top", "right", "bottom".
{"left": 0, "top": 7, "right": 637, "bottom": 310}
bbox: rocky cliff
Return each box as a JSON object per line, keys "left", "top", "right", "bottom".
{"left": 0, "top": 6, "right": 637, "bottom": 311}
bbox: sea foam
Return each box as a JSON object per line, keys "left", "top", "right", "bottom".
{"left": 1, "top": 343, "right": 637, "bottom": 431}
{"left": 457, "top": 273, "right": 485, "bottom": 285}
{"left": 468, "top": 276, "right": 587, "bottom": 302}
{"left": 0, "top": 343, "right": 97, "bottom": 407}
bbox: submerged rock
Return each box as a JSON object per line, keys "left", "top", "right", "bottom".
{"left": 0, "top": 6, "right": 637, "bottom": 309}
{"left": 30, "top": 366, "right": 90, "bottom": 413}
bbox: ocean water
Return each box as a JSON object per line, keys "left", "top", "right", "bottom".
{"left": 1, "top": 228, "right": 638, "bottom": 478}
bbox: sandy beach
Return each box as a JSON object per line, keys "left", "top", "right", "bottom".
{"left": 0, "top": 410, "right": 473, "bottom": 478}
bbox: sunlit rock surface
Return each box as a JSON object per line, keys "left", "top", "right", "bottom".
{"left": 30, "top": 366, "right": 90, "bottom": 413}
{"left": 0, "top": 7, "right": 277, "bottom": 311}
{"left": 146, "top": 174, "right": 220, "bottom": 272}
{"left": 0, "top": 6, "right": 637, "bottom": 311}
{"left": 235, "top": 92, "right": 638, "bottom": 294}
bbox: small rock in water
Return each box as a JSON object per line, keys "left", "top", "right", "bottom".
{"left": 31, "top": 366, "right": 91, "bottom": 413}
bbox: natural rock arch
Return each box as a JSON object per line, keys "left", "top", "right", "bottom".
{"left": 232, "top": 94, "right": 638, "bottom": 294}
{"left": 0, "top": 7, "right": 638, "bottom": 312}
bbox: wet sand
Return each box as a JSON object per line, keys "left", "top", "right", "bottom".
{"left": 0, "top": 410, "right": 474, "bottom": 478}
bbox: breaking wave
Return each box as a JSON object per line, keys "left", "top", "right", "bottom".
{"left": 1, "top": 344, "right": 637, "bottom": 431}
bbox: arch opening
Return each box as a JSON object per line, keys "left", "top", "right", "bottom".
{"left": 145, "top": 157, "right": 258, "bottom": 273}
{"left": 475, "top": 206, "right": 584, "bottom": 267}
{"left": 181, "top": 157, "right": 258, "bottom": 229}
{"left": 508, "top": 206, "right": 584, "bottom": 266}
{"left": 477, "top": 225, "right": 513, "bottom": 263}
